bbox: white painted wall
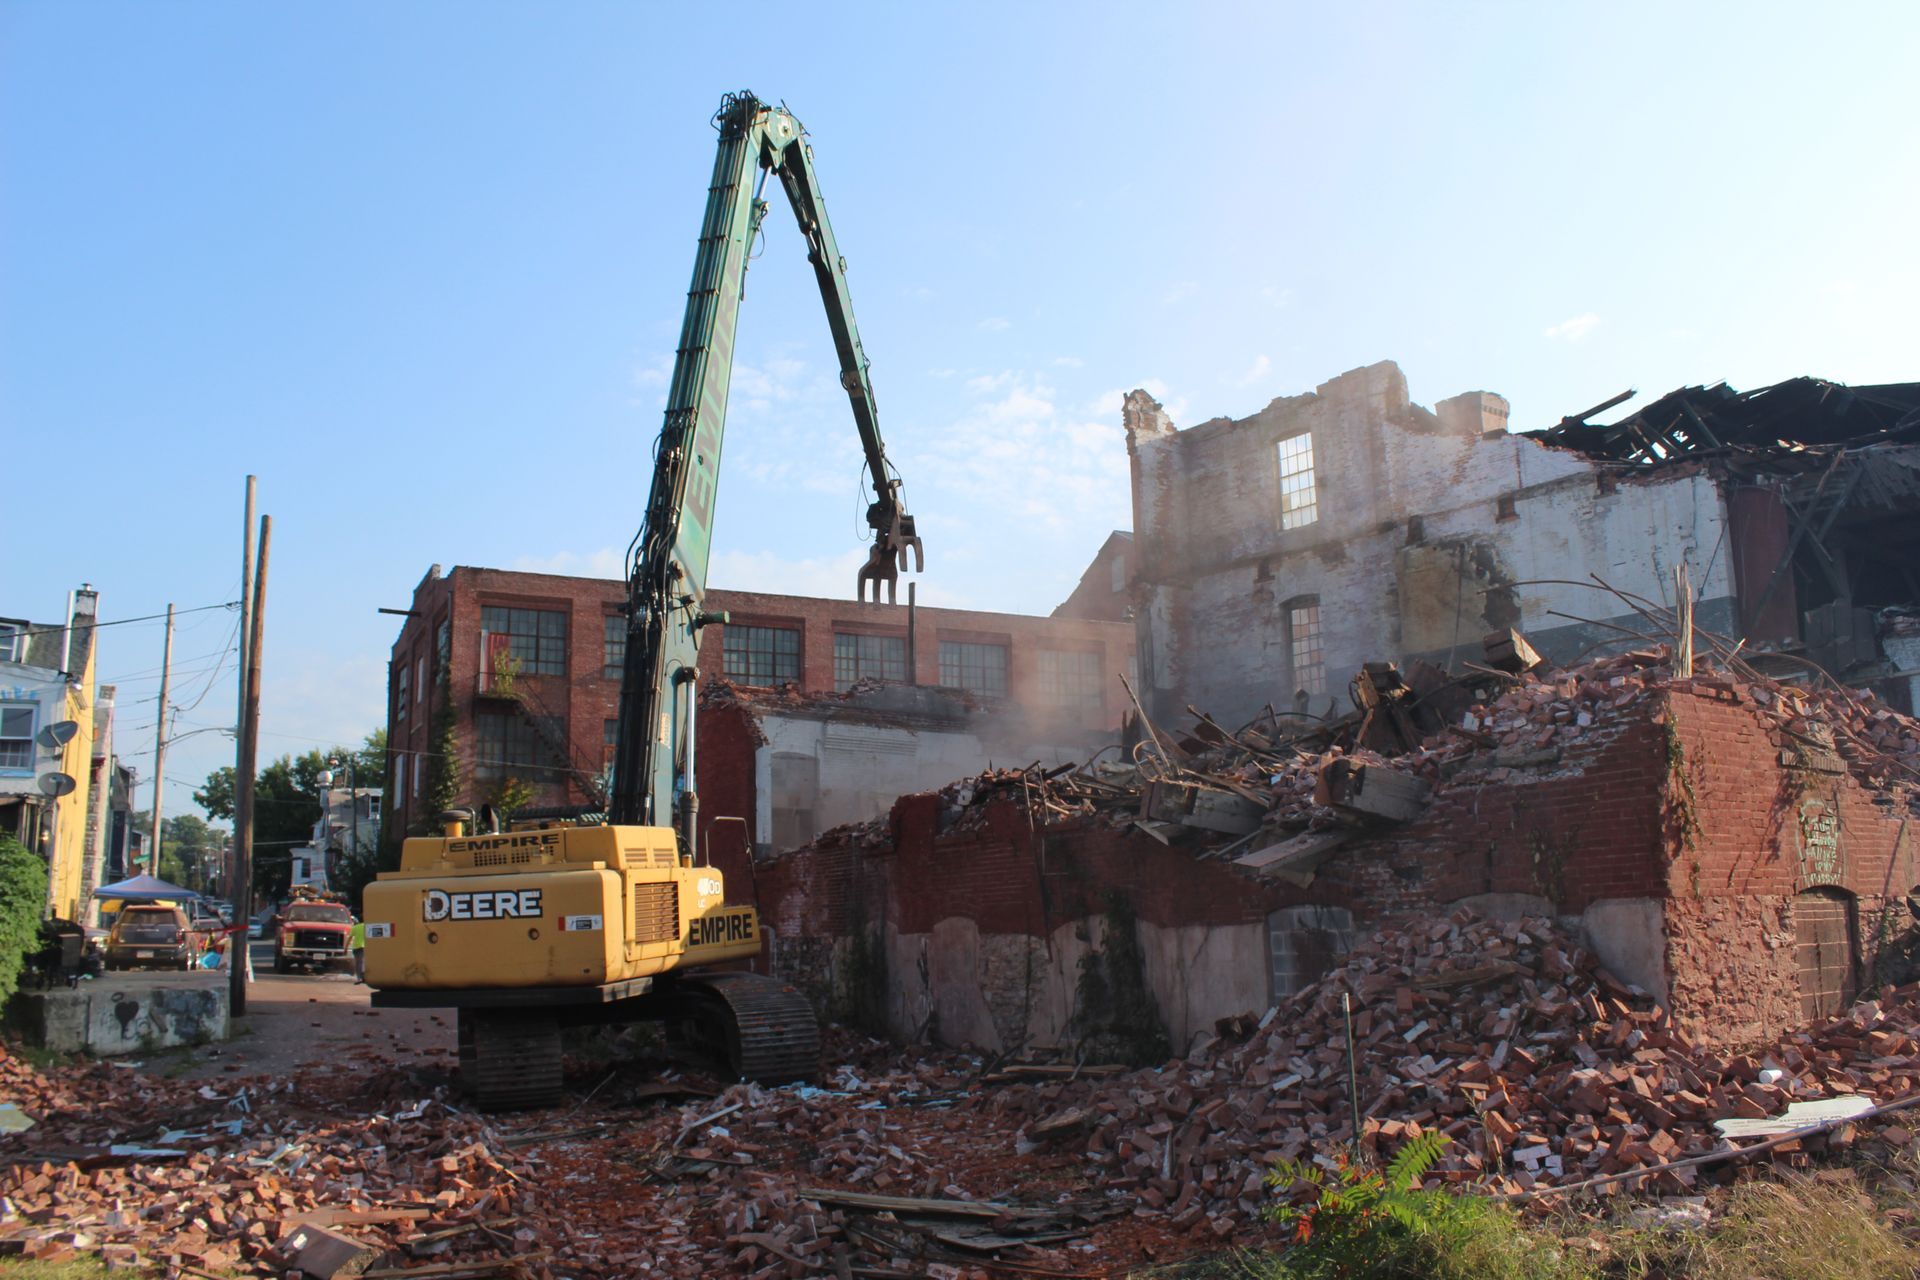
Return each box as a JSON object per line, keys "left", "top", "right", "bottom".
{"left": 752, "top": 714, "right": 1091, "bottom": 852}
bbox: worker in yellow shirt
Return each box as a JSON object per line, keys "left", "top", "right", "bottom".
{"left": 350, "top": 919, "right": 367, "bottom": 983}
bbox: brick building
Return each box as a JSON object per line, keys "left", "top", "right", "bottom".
{"left": 382, "top": 566, "right": 1135, "bottom": 851}
{"left": 1125, "top": 362, "right": 1920, "bottom": 729}
{"left": 752, "top": 677, "right": 1919, "bottom": 1052}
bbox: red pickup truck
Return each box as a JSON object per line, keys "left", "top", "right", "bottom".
{"left": 273, "top": 900, "right": 354, "bottom": 974}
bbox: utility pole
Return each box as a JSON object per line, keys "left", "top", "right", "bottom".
{"left": 147, "top": 603, "right": 175, "bottom": 876}
{"left": 230, "top": 478, "right": 255, "bottom": 915}
{"left": 232, "top": 508, "right": 268, "bottom": 1017}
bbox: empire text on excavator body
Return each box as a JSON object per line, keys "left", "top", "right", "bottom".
{"left": 362, "top": 91, "right": 923, "bottom": 1110}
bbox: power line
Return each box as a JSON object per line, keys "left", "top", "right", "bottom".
{"left": 9, "top": 600, "right": 240, "bottom": 640}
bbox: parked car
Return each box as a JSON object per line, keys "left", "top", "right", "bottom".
{"left": 273, "top": 899, "right": 354, "bottom": 973}
{"left": 207, "top": 899, "right": 236, "bottom": 925}
{"left": 248, "top": 905, "right": 278, "bottom": 940}
{"left": 103, "top": 905, "right": 200, "bottom": 971}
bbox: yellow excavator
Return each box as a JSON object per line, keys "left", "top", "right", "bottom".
{"left": 363, "top": 91, "right": 924, "bottom": 1110}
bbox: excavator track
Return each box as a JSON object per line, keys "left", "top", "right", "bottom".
{"left": 459, "top": 1010, "right": 564, "bottom": 1112}
{"left": 676, "top": 972, "right": 820, "bottom": 1083}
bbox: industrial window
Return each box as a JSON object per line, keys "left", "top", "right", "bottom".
{"left": 603, "top": 717, "right": 619, "bottom": 768}
{"left": 1287, "top": 597, "right": 1326, "bottom": 696}
{"left": 0, "top": 622, "right": 22, "bottom": 664}
{"left": 833, "top": 632, "right": 905, "bottom": 689}
{"left": 1110, "top": 554, "right": 1127, "bottom": 594}
{"left": 395, "top": 663, "right": 410, "bottom": 722}
{"left": 434, "top": 619, "right": 450, "bottom": 678}
{"left": 938, "top": 641, "right": 1009, "bottom": 697}
{"left": 603, "top": 615, "right": 626, "bottom": 680}
{"left": 479, "top": 606, "right": 567, "bottom": 676}
{"left": 1277, "top": 433, "right": 1318, "bottom": 530}
{"left": 415, "top": 657, "right": 425, "bottom": 707}
{"left": 725, "top": 625, "right": 802, "bottom": 685}
{"left": 473, "top": 711, "right": 562, "bottom": 781}
{"left": 0, "top": 703, "right": 34, "bottom": 771}
{"left": 1037, "top": 649, "right": 1103, "bottom": 714}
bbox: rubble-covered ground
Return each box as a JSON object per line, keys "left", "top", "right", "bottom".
{"left": 9, "top": 910, "right": 1920, "bottom": 1279}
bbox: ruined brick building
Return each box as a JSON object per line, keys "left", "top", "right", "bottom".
{"left": 1124, "top": 362, "right": 1920, "bottom": 728}
{"left": 745, "top": 362, "right": 1920, "bottom": 1057}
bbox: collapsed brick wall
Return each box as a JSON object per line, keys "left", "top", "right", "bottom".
{"left": 753, "top": 684, "right": 1920, "bottom": 1052}
{"left": 1660, "top": 685, "right": 1919, "bottom": 1044}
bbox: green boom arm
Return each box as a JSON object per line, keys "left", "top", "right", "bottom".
{"left": 608, "top": 91, "right": 922, "bottom": 842}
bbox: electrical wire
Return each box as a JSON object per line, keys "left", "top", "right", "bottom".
{"left": 6, "top": 600, "right": 239, "bottom": 640}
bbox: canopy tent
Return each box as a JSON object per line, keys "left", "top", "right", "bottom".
{"left": 91, "top": 874, "right": 201, "bottom": 903}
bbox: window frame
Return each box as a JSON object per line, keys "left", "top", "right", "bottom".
{"left": 603, "top": 614, "right": 627, "bottom": 680}
{"left": 479, "top": 604, "right": 569, "bottom": 677}
{"left": 1276, "top": 432, "right": 1318, "bottom": 530}
{"left": 0, "top": 621, "right": 24, "bottom": 664}
{"left": 1285, "top": 596, "right": 1326, "bottom": 696}
{"left": 832, "top": 631, "right": 907, "bottom": 690}
{"left": 0, "top": 701, "right": 36, "bottom": 773}
{"left": 723, "top": 624, "right": 802, "bottom": 686}
{"left": 1035, "top": 648, "right": 1104, "bottom": 715}
{"left": 395, "top": 662, "right": 410, "bottom": 722}
{"left": 938, "top": 639, "right": 1010, "bottom": 697}
{"left": 473, "top": 709, "right": 563, "bottom": 782}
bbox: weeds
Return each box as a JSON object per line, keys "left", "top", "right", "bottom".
{"left": 1601, "top": 1175, "right": 1919, "bottom": 1280}
{"left": 1260, "top": 1135, "right": 1593, "bottom": 1280}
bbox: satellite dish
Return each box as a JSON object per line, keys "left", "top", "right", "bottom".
{"left": 40, "top": 721, "right": 79, "bottom": 748}
{"left": 39, "top": 772, "right": 76, "bottom": 798}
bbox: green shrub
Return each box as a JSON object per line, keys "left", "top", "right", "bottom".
{"left": 0, "top": 835, "right": 49, "bottom": 1006}
{"left": 1262, "top": 1134, "right": 1593, "bottom": 1280}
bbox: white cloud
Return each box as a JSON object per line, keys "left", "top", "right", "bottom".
{"left": 1052, "top": 355, "right": 1083, "bottom": 368}
{"left": 1233, "top": 354, "right": 1271, "bottom": 387}
{"left": 1544, "top": 313, "right": 1601, "bottom": 342}
{"left": 632, "top": 353, "right": 673, "bottom": 387}
{"left": 511, "top": 547, "right": 626, "bottom": 579}
{"left": 965, "top": 371, "right": 1015, "bottom": 393}
{"left": 912, "top": 371, "right": 1135, "bottom": 536}
{"left": 1162, "top": 279, "right": 1199, "bottom": 305}
{"left": 977, "top": 316, "right": 1011, "bottom": 332}
{"left": 1259, "top": 285, "right": 1294, "bottom": 308}
{"left": 709, "top": 547, "right": 871, "bottom": 600}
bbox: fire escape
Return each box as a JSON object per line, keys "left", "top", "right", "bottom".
{"left": 476, "top": 633, "right": 608, "bottom": 809}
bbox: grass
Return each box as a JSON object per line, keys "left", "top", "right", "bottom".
{"left": 1137, "top": 1165, "right": 1920, "bottom": 1280}
{"left": 1600, "top": 1176, "right": 1919, "bottom": 1280}
{"left": 0, "top": 1260, "right": 158, "bottom": 1279}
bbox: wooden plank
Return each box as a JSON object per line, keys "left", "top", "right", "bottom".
{"left": 1235, "top": 830, "right": 1348, "bottom": 881}
{"left": 799, "top": 1188, "right": 1013, "bottom": 1218}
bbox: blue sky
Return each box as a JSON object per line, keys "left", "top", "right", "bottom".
{"left": 6, "top": 2, "right": 1917, "bottom": 822}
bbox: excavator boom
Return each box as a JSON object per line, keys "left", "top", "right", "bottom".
{"left": 609, "top": 91, "right": 922, "bottom": 843}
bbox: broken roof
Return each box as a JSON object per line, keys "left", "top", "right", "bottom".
{"left": 1528, "top": 376, "right": 1920, "bottom": 465}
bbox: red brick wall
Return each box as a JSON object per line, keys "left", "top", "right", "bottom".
{"left": 752, "top": 687, "right": 1920, "bottom": 1047}
{"left": 383, "top": 565, "right": 1134, "bottom": 834}
{"left": 1660, "top": 687, "right": 1919, "bottom": 1041}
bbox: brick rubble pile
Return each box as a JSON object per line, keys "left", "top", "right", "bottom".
{"left": 1008, "top": 909, "right": 1920, "bottom": 1238}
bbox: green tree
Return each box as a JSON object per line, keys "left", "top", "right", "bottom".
{"left": 195, "top": 730, "right": 384, "bottom": 902}
{"left": 0, "top": 836, "right": 49, "bottom": 1004}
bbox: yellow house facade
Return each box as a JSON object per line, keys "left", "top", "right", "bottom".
{"left": 0, "top": 588, "right": 99, "bottom": 922}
